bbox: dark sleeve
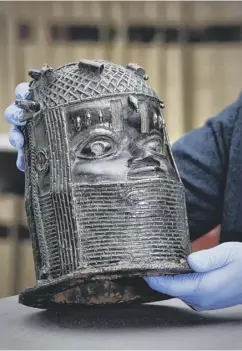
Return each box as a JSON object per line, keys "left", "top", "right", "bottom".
{"left": 171, "top": 96, "right": 242, "bottom": 241}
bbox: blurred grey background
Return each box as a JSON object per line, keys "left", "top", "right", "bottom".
{"left": 0, "top": 0, "right": 242, "bottom": 298}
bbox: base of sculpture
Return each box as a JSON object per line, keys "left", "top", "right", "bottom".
{"left": 19, "top": 262, "right": 192, "bottom": 309}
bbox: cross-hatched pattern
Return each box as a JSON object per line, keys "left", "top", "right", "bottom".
{"left": 74, "top": 178, "right": 190, "bottom": 270}
{"left": 23, "top": 124, "right": 41, "bottom": 275}
{"left": 39, "top": 194, "right": 62, "bottom": 278}
{"left": 31, "top": 60, "right": 159, "bottom": 109}
{"left": 45, "top": 109, "right": 78, "bottom": 274}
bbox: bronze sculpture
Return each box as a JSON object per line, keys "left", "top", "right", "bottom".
{"left": 17, "top": 59, "right": 192, "bottom": 309}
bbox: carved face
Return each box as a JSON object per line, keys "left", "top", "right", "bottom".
{"left": 28, "top": 92, "right": 189, "bottom": 280}
{"left": 65, "top": 96, "right": 178, "bottom": 184}
{"left": 20, "top": 60, "right": 191, "bottom": 309}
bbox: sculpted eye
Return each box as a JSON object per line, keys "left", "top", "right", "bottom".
{"left": 141, "top": 134, "right": 164, "bottom": 154}
{"left": 89, "top": 140, "right": 112, "bottom": 156}
{"left": 144, "top": 138, "right": 163, "bottom": 153}
{"left": 77, "top": 136, "right": 117, "bottom": 159}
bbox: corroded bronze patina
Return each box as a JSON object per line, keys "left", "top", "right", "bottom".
{"left": 18, "top": 60, "right": 192, "bottom": 309}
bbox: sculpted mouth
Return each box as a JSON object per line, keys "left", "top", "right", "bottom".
{"left": 128, "top": 166, "right": 165, "bottom": 175}
{"left": 127, "top": 156, "right": 167, "bottom": 176}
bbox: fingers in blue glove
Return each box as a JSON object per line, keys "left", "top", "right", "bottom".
{"left": 8, "top": 125, "right": 25, "bottom": 171}
{"left": 144, "top": 273, "right": 205, "bottom": 298}
{"left": 9, "top": 125, "right": 24, "bottom": 149}
{"left": 188, "top": 244, "right": 234, "bottom": 272}
{"left": 145, "top": 242, "right": 242, "bottom": 311}
{"left": 4, "top": 103, "right": 27, "bottom": 127}
{"left": 4, "top": 82, "right": 31, "bottom": 172}
{"left": 15, "top": 82, "right": 31, "bottom": 100}
{"left": 4, "top": 82, "right": 32, "bottom": 126}
{"left": 16, "top": 148, "right": 25, "bottom": 172}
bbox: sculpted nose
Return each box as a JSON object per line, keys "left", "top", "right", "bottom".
{"left": 127, "top": 142, "right": 168, "bottom": 176}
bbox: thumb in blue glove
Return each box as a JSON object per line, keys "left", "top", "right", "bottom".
{"left": 4, "top": 82, "right": 31, "bottom": 171}
{"left": 145, "top": 242, "right": 242, "bottom": 311}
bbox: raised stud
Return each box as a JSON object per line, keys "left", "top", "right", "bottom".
{"left": 153, "top": 113, "right": 158, "bottom": 127}
{"left": 126, "top": 63, "right": 145, "bottom": 78}
{"left": 74, "top": 116, "right": 82, "bottom": 131}
{"left": 128, "top": 95, "right": 139, "bottom": 112}
{"left": 158, "top": 115, "right": 163, "bottom": 129}
{"left": 78, "top": 60, "right": 104, "bottom": 74}
{"left": 159, "top": 100, "right": 165, "bottom": 109}
{"left": 99, "top": 111, "right": 103, "bottom": 123}
{"left": 28, "top": 69, "right": 42, "bottom": 80}
{"left": 86, "top": 112, "right": 91, "bottom": 126}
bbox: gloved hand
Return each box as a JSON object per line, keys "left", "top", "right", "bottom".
{"left": 145, "top": 242, "right": 242, "bottom": 311}
{"left": 4, "top": 82, "right": 31, "bottom": 171}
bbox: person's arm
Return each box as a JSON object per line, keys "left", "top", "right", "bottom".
{"left": 171, "top": 97, "right": 241, "bottom": 242}
{"left": 145, "top": 95, "right": 242, "bottom": 311}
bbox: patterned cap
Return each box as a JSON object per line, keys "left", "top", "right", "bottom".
{"left": 28, "top": 60, "right": 159, "bottom": 110}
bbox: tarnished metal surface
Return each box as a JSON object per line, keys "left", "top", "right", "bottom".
{"left": 19, "top": 59, "right": 192, "bottom": 309}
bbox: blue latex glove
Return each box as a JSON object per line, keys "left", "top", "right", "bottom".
{"left": 145, "top": 242, "right": 242, "bottom": 311}
{"left": 4, "top": 82, "right": 31, "bottom": 171}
